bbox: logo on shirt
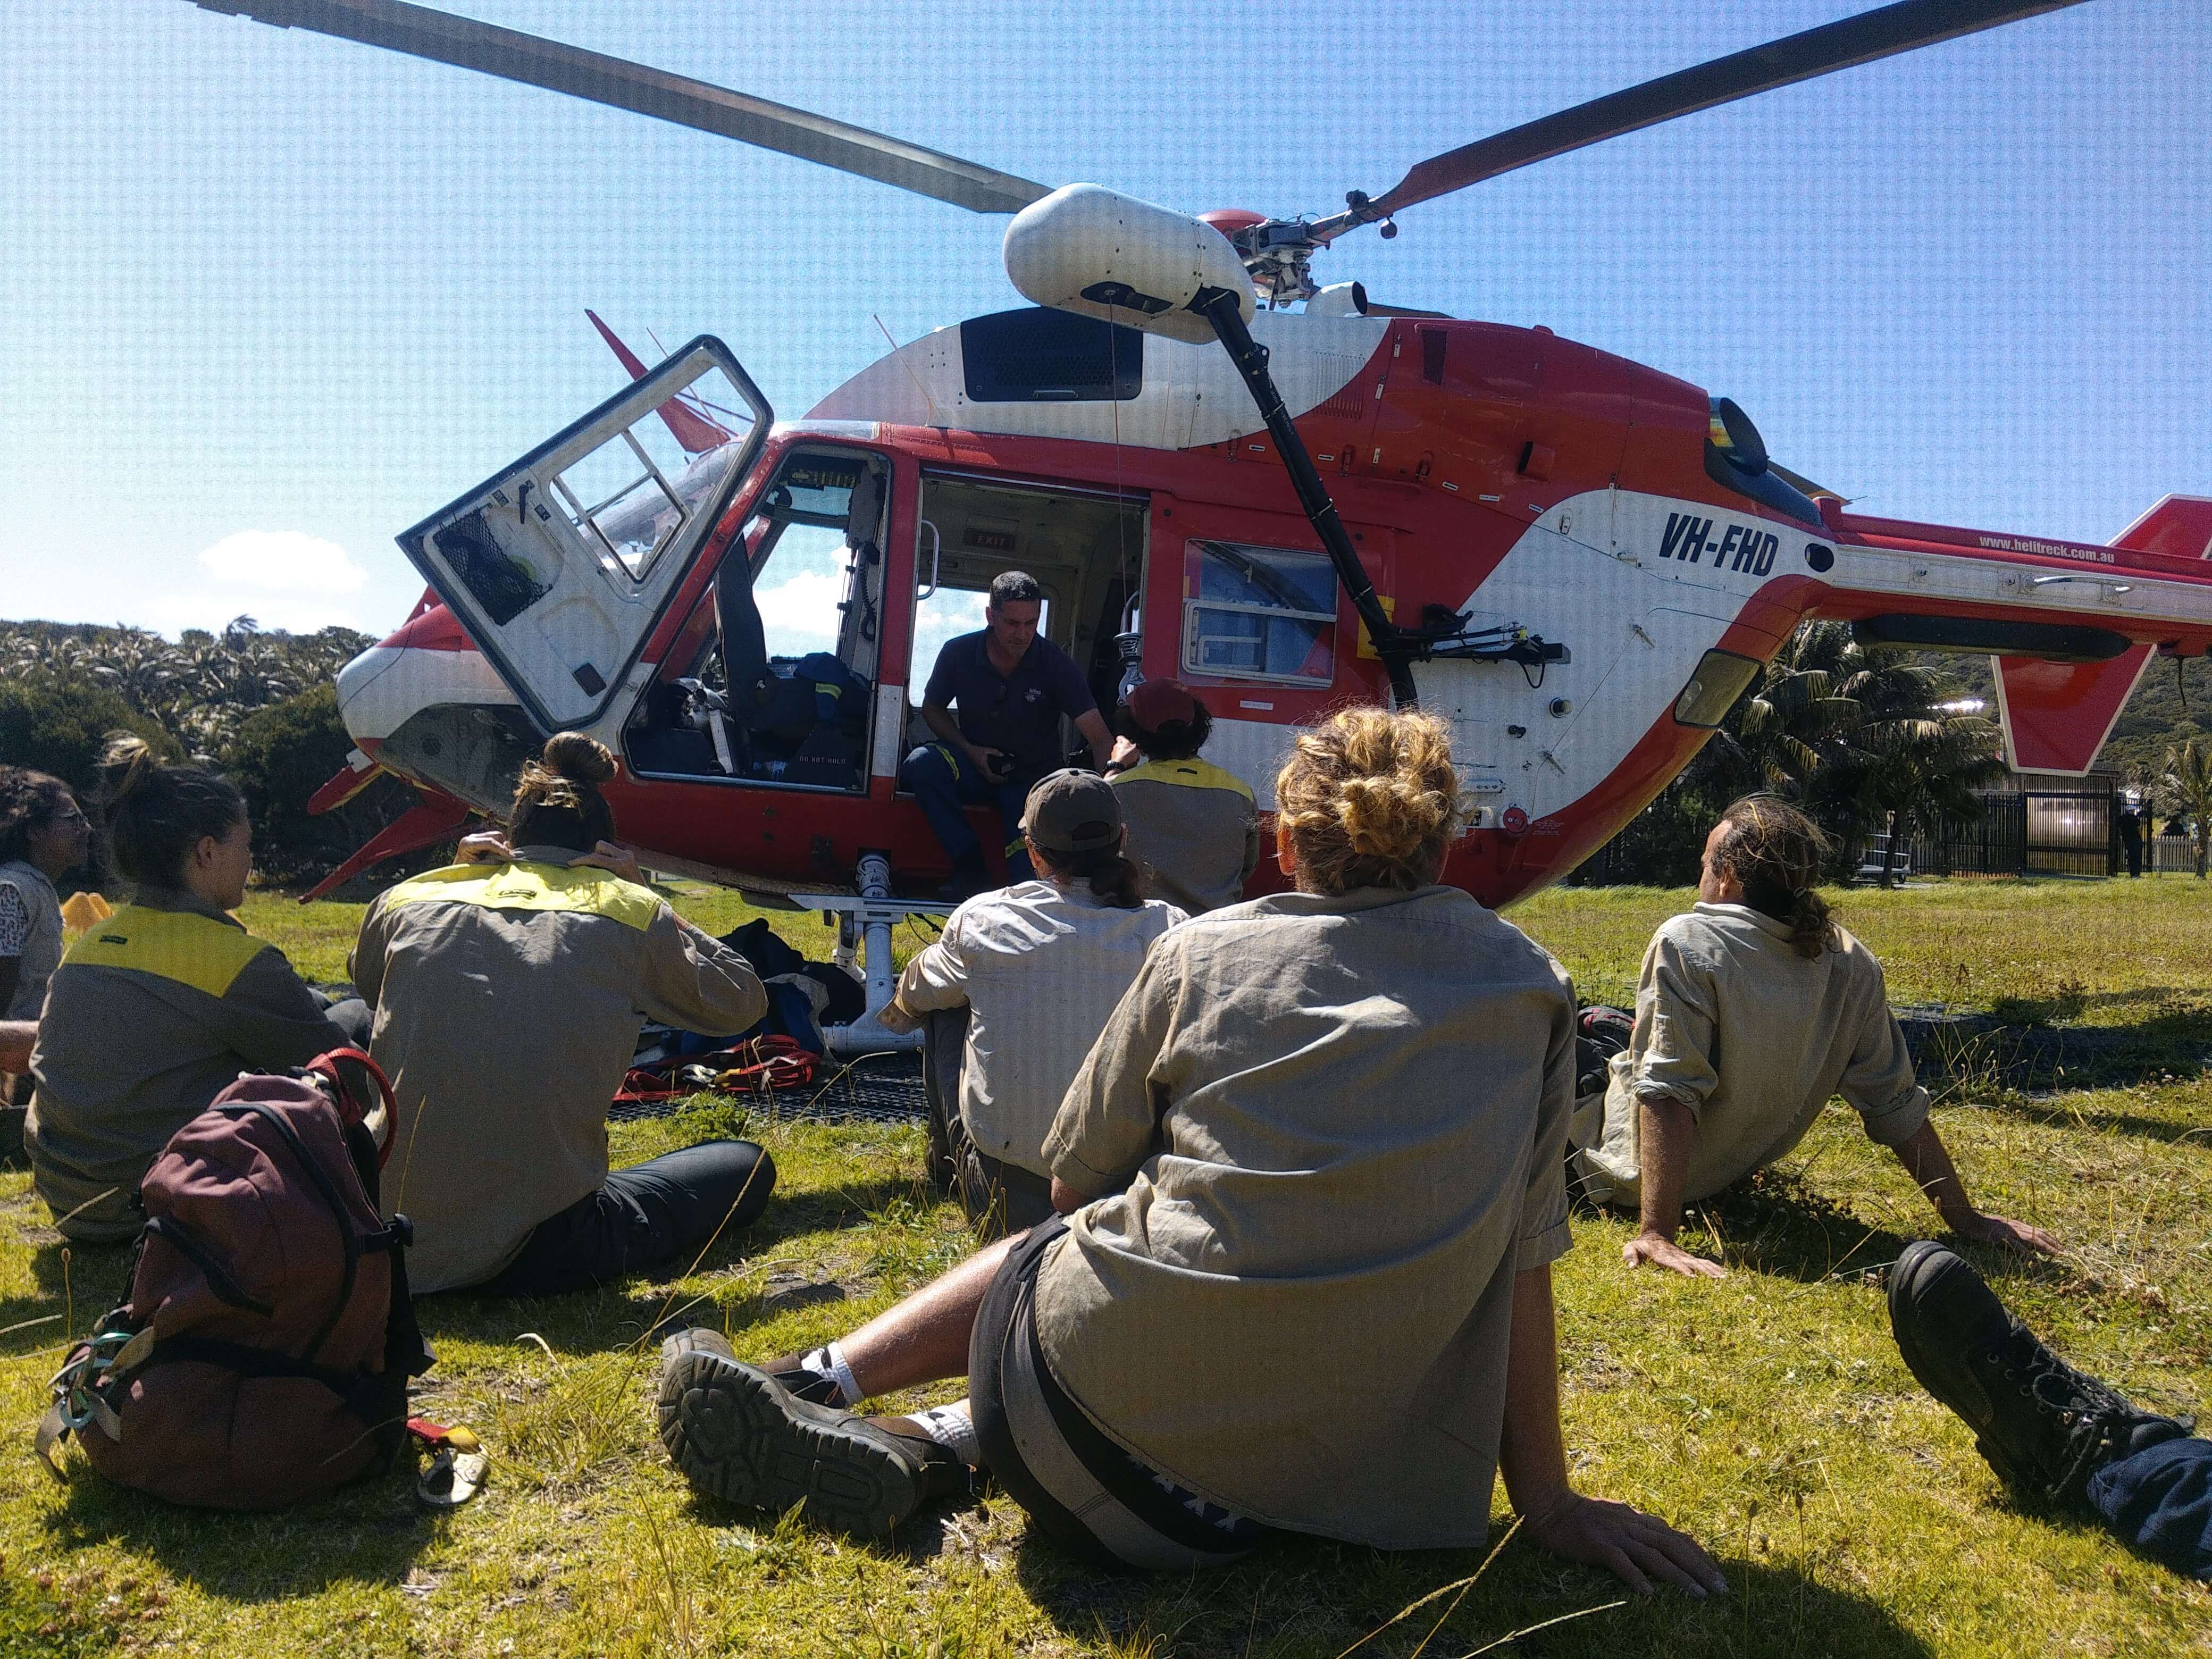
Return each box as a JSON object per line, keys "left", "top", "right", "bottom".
{"left": 1024, "top": 688, "right": 1044, "bottom": 703}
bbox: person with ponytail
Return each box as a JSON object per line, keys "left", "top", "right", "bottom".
{"left": 878, "top": 768, "right": 1186, "bottom": 1235}
{"left": 349, "top": 732, "right": 776, "bottom": 1296}
{"left": 656, "top": 709, "right": 1725, "bottom": 1599}
{"left": 1579, "top": 794, "right": 2060, "bottom": 1278}
{"left": 24, "top": 738, "right": 368, "bottom": 1241}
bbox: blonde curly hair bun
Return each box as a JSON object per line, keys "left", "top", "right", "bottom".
{"left": 1275, "top": 708, "right": 1460, "bottom": 894}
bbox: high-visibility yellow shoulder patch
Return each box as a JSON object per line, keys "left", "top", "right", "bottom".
{"left": 380, "top": 861, "right": 663, "bottom": 933}
{"left": 61, "top": 904, "right": 270, "bottom": 999}
{"left": 1111, "top": 758, "right": 1255, "bottom": 801}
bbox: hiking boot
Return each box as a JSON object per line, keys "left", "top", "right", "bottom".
{"left": 756, "top": 1350, "right": 845, "bottom": 1407}
{"left": 1888, "top": 1241, "right": 2189, "bottom": 1506}
{"left": 936, "top": 853, "right": 991, "bottom": 903}
{"left": 656, "top": 1329, "right": 942, "bottom": 1538}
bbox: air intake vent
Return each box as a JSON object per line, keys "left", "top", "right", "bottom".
{"left": 1316, "top": 353, "right": 1366, "bottom": 418}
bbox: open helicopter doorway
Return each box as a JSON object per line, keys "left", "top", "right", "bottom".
{"left": 626, "top": 444, "right": 889, "bottom": 791}
{"left": 903, "top": 474, "right": 1149, "bottom": 760}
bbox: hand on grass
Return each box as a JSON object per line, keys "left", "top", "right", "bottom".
{"left": 1522, "top": 1488, "right": 1729, "bottom": 1598}
{"left": 569, "top": 841, "right": 643, "bottom": 884}
{"left": 1622, "top": 1230, "right": 1728, "bottom": 1278}
{"left": 1951, "top": 1210, "right": 2060, "bottom": 1257}
{"left": 455, "top": 831, "right": 514, "bottom": 865}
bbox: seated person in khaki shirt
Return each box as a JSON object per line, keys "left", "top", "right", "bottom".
{"left": 1577, "top": 795, "right": 2060, "bottom": 1279}
{"left": 353, "top": 733, "right": 774, "bottom": 1296}
{"left": 879, "top": 769, "right": 1185, "bottom": 1236}
{"left": 655, "top": 709, "right": 1725, "bottom": 1598}
{"left": 1101, "top": 679, "right": 1258, "bottom": 915}
{"left": 26, "top": 738, "right": 369, "bottom": 1241}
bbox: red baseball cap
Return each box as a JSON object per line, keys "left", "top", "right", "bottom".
{"left": 1121, "top": 678, "right": 1202, "bottom": 729}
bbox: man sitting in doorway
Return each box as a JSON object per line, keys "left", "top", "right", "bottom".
{"left": 899, "top": 571, "right": 1112, "bottom": 900}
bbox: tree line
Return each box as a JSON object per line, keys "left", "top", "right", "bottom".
{"left": 8, "top": 613, "right": 2212, "bottom": 892}
{"left": 0, "top": 617, "right": 414, "bottom": 886}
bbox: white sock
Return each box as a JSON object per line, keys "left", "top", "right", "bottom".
{"left": 909, "top": 1399, "right": 979, "bottom": 1468}
{"left": 803, "top": 1342, "right": 866, "bottom": 1408}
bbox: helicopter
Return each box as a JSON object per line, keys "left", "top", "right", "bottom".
{"left": 189, "top": 0, "right": 2209, "bottom": 1044}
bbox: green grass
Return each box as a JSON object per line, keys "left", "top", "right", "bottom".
{"left": 3, "top": 879, "right": 2208, "bottom": 1655}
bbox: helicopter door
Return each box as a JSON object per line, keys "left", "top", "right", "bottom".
{"left": 398, "top": 337, "right": 772, "bottom": 734}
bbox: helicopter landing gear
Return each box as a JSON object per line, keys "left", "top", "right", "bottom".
{"left": 788, "top": 851, "right": 954, "bottom": 1057}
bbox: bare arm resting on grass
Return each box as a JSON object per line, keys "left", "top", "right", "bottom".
{"left": 1889, "top": 1117, "right": 2059, "bottom": 1255}
{"left": 1500, "top": 1263, "right": 1729, "bottom": 1596}
{"left": 1626, "top": 1092, "right": 2058, "bottom": 1273}
{"left": 1624, "top": 1092, "right": 1729, "bottom": 1278}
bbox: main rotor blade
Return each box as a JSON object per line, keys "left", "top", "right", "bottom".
{"left": 1325, "top": 0, "right": 2085, "bottom": 236}
{"left": 192, "top": 0, "right": 1053, "bottom": 215}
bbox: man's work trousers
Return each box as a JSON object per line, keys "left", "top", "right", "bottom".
{"left": 2090, "top": 1434, "right": 2212, "bottom": 1580}
{"left": 898, "top": 743, "right": 1034, "bottom": 878}
{"left": 921, "top": 1006, "right": 1053, "bottom": 1239}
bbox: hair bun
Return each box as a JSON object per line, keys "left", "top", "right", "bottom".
{"left": 98, "top": 732, "right": 158, "bottom": 805}
{"left": 1276, "top": 708, "right": 1461, "bottom": 894}
{"left": 541, "top": 731, "right": 616, "bottom": 786}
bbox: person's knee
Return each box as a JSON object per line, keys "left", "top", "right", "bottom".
{"left": 324, "top": 996, "right": 373, "bottom": 1049}
{"left": 721, "top": 1139, "right": 777, "bottom": 1228}
{"left": 670, "top": 1137, "right": 777, "bottom": 1229}
{"left": 900, "top": 744, "right": 958, "bottom": 793}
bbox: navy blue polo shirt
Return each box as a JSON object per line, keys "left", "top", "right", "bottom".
{"left": 923, "top": 630, "right": 1095, "bottom": 778}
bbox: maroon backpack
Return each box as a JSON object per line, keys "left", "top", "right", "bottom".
{"left": 40, "top": 1049, "right": 432, "bottom": 1509}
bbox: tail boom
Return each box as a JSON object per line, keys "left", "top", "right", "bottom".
{"left": 1812, "top": 496, "right": 2212, "bottom": 775}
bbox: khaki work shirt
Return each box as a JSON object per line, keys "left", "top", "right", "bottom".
{"left": 1108, "top": 758, "right": 1260, "bottom": 915}
{"left": 350, "top": 854, "right": 765, "bottom": 1292}
{"left": 1037, "top": 884, "right": 1576, "bottom": 1549}
{"left": 887, "top": 881, "right": 1185, "bottom": 1179}
{"left": 26, "top": 887, "right": 354, "bottom": 1241}
{"left": 1577, "top": 902, "right": 1930, "bottom": 1209}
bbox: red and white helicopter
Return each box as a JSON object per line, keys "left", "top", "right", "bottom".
{"left": 198, "top": 0, "right": 2208, "bottom": 1038}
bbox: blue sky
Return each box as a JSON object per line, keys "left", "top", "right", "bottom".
{"left": 2, "top": 0, "right": 2206, "bottom": 650}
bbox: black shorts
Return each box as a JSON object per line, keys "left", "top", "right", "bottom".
{"left": 966, "top": 1216, "right": 1277, "bottom": 1570}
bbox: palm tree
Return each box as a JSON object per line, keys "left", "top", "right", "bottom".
{"left": 1681, "top": 621, "right": 2004, "bottom": 883}
{"left": 1814, "top": 646, "right": 2006, "bottom": 885}
{"left": 2158, "top": 738, "right": 2212, "bottom": 877}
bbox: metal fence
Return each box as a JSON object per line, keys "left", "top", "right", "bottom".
{"left": 1577, "top": 781, "right": 2203, "bottom": 886}
{"left": 1853, "top": 783, "right": 2122, "bottom": 879}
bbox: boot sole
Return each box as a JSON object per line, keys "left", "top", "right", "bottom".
{"left": 656, "top": 1344, "right": 923, "bottom": 1539}
{"left": 1887, "top": 1241, "right": 1960, "bottom": 1411}
{"left": 1888, "top": 1241, "right": 2032, "bottom": 1489}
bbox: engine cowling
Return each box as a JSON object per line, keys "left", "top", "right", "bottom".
{"left": 1003, "top": 184, "right": 1252, "bottom": 345}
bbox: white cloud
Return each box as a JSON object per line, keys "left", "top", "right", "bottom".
{"left": 753, "top": 570, "right": 844, "bottom": 640}
{"left": 197, "top": 530, "right": 368, "bottom": 594}
{"left": 918, "top": 593, "right": 985, "bottom": 630}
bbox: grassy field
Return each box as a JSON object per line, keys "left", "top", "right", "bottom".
{"left": 2, "top": 877, "right": 2207, "bottom": 1656}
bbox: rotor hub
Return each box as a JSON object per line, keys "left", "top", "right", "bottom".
{"left": 1202, "top": 210, "right": 1324, "bottom": 307}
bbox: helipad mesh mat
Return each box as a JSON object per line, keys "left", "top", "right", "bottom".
{"left": 610, "top": 1049, "right": 927, "bottom": 1126}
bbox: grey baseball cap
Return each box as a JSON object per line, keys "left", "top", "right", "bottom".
{"left": 1021, "top": 769, "right": 1123, "bottom": 855}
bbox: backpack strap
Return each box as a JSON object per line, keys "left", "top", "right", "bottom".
{"left": 304, "top": 1048, "right": 397, "bottom": 1170}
